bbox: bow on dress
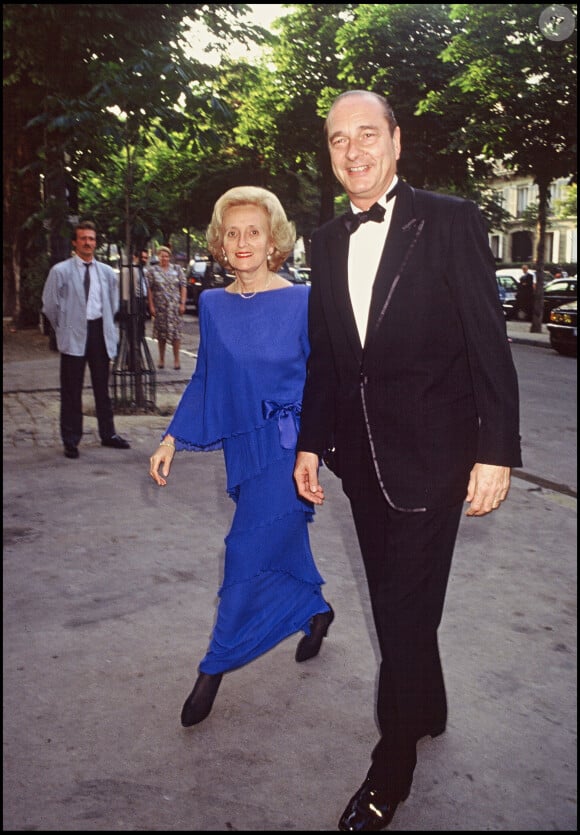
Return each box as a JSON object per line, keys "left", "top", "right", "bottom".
{"left": 262, "top": 400, "right": 302, "bottom": 449}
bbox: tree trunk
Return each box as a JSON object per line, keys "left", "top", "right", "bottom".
{"left": 530, "top": 177, "right": 550, "bottom": 334}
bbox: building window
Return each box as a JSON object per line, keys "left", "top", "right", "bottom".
{"left": 490, "top": 235, "right": 501, "bottom": 259}
{"left": 516, "top": 186, "right": 530, "bottom": 217}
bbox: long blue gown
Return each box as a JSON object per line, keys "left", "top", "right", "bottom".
{"left": 165, "top": 284, "right": 330, "bottom": 675}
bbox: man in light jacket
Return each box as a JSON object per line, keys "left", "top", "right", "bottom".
{"left": 42, "top": 220, "right": 130, "bottom": 459}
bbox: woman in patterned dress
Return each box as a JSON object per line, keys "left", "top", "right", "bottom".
{"left": 146, "top": 246, "right": 187, "bottom": 370}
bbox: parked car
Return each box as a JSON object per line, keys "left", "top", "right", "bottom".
{"left": 495, "top": 267, "right": 536, "bottom": 284}
{"left": 547, "top": 299, "right": 577, "bottom": 356}
{"left": 495, "top": 273, "right": 519, "bottom": 319}
{"left": 542, "top": 277, "right": 577, "bottom": 322}
{"left": 292, "top": 266, "right": 312, "bottom": 284}
{"left": 186, "top": 258, "right": 234, "bottom": 312}
{"left": 277, "top": 260, "right": 297, "bottom": 281}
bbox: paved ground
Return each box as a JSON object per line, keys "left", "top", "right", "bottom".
{"left": 3, "top": 318, "right": 577, "bottom": 831}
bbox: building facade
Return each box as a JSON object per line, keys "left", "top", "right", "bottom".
{"left": 487, "top": 173, "right": 577, "bottom": 270}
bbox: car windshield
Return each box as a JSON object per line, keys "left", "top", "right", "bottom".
{"left": 497, "top": 275, "right": 518, "bottom": 290}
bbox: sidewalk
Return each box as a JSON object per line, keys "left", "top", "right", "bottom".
{"left": 1, "top": 317, "right": 553, "bottom": 394}
{"left": 505, "top": 318, "right": 553, "bottom": 349}
{"left": 3, "top": 318, "right": 576, "bottom": 831}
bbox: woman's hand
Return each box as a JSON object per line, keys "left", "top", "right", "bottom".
{"left": 293, "top": 451, "right": 325, "bottom": 506}
{"left": 149, "top": 438, "right": 176, "bottom": 486}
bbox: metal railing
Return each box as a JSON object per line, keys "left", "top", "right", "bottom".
{"left": 111, "top": 264, "right": 156, "bottom": 413}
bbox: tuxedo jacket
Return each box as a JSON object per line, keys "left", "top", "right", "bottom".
{"left": 42, "top": 257, "right": 120, "bottom": 359}
{"left": 297, "top": 181, "right": 522, "bottom": 511}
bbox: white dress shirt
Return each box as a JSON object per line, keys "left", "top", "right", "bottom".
{"left": 348, "top": 176, "right": 399, "bottom": 344}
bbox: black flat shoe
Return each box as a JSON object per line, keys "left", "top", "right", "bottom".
{"left": 295, "top": 605, "right": 335, "bottom": 662}
{"left": 180, "top": 672, "right": 223, "bottom": 727}
{"left": 64, "top": 445, "right": 79, "bottom": 459}
{"left": 101, "top": 434, "right": 130, "bottom": 449}
{"left": 338, "top": 778, "right": 409, "bottom": 831}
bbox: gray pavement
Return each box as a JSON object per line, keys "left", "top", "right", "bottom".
{"left": 3, "top": 320, "right": 577, "bottom": 831}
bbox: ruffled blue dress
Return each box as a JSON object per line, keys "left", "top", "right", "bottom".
{"left": 166, "top": 284, "right": 330, "bottom": 675}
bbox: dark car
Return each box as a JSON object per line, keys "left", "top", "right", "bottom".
{"left": 496, "top": 273, "right": 519, "bottom": 319}
{"left": 542, "top": 277, "right": 577, "bottom": 322}
{"left": 292, "top": 266, "right": 312, "bottom": 284}
{"left": 276, "top": 264, "right": 311, "bottom": 284}
{"left": 546, "top": 299, "right": 577, "bottom": 356}
{"left": 186, "top": 258, "right": 234, "bottom": 312}
{"left": 277, "top": 260, "right": 297, "bottom": 281}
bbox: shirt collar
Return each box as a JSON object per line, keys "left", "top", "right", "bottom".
{"left": 74, "top": 254, "right": 93, "bottom": 268}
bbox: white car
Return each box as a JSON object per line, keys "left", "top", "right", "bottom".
{"left": 496, "top": 273, "right": 520, "bottom": 319}
{"left": 495, "top": 267, "right": 536, "bottom": 283}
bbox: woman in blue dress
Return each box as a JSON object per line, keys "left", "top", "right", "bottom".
{"left": 149, "top": 186, "right": 334, "bottom": 727}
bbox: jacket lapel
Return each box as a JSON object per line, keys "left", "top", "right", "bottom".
{"left": 365, "top": 183, "right": 424, "bottom": 347}
{"left": 71, "top": 259, "right": 87, "bottom": 307}
{"left": 327, "top": 220, "right": 364, "bottom": 361}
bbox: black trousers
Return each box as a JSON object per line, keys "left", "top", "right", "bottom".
{"left": 348, "top": 443, "right": 463, "bottom": 798}
{"left": 60, "top": 318, "right": 115, "bottom": 447}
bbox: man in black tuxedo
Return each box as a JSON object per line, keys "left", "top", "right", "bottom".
{"left": 294, "top": 91, "right": 522, "bottom": 831}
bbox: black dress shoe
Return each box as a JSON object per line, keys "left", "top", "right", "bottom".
{"left": 338, "top": 778, "right": 409, "bottom": 831}
{"left": 64, "top": 445, "right": 79, "bottom": 459}
{"left": 180, "top": 672, "right": 223, "bottom": 727}
{"left": 101, "top": 434, "right": 130, "bottom": 449}
{"left": 295, "top": 604, "right": 335, "bottom": 662}
{"left": 428, "top": 723, "right": 446, "bottom": 738}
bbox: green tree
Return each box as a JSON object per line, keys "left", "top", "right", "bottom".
{"left": 419, "top": 3, "right": 577, "bottom": 332}
{"left": 553, "top": 183, "right": 577, "bottom": 219}
{"left": 334, "top": 3, "right": 477, "bottom": 189}
{"left": 232, "top": 4, "right": 355, "bottom": 247}
{"left": 3, "top": 3, "right": 267, "bottom": 324}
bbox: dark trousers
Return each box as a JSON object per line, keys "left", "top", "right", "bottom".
{"left": 348, "top": 444, "right": 462, "bottom": 799}
{"left": 60, "top": 318, "right": 115, "bottom": 447}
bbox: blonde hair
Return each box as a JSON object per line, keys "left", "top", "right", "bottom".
{"left": 206, "top": 186, "right": 296, "bottom": 272}
{"left": 157, "top": 246, "right": 172, "bottom": 257}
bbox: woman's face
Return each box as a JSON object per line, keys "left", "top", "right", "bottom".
{"left": 159, "top": 250, "right": 171, "bottom": 268}
{"left": 222, "top": 204, "right": 272, "bottom": 274}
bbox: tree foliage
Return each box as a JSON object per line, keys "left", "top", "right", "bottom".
{"left": 3, "top": 3, "right": 576, "bottom": 327}
{"left": 334, "top": 3, "right": 479, "bottom": 189}
{"left": 3, "top": 3, "right": 266, "bottom": 323}
{"left": 418, "top": 3, "right": 577, "bottom": 330}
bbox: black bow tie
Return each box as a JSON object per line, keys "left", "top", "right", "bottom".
{"left": 342, "top": 184, "right": 399, "bottom": 234}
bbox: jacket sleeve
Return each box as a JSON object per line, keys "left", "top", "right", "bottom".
{"left": 41, "top": 265, "right": 60, "bottom": 329}
{"left": 446, "top": 200, "right": 522, "bottom": 465}
{"left": 297, "top": 230, "right": 338, "bottom": 457}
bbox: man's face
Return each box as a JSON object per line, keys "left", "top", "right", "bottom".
{"left": 73, "top": 228, "right": 97, "bottom": 262}
{"left": 140, "top": 251, "right": 148, "bottom": 265}
{"left": 327, "top": 94, "right": 401, "bottom": 210}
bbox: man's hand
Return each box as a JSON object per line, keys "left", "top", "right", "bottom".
{"left": 465, "top": 463, "right": 511, "bottom": 516}
{"left": 294, "top": 451, "right": 325, "bottom": 506}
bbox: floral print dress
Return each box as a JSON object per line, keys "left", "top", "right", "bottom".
{"left": 146, "top": 263, "right": 187, "bottom": 342}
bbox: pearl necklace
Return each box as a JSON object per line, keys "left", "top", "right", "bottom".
{"left": 235, "top": 272, "right": 275, "bottom": 299}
